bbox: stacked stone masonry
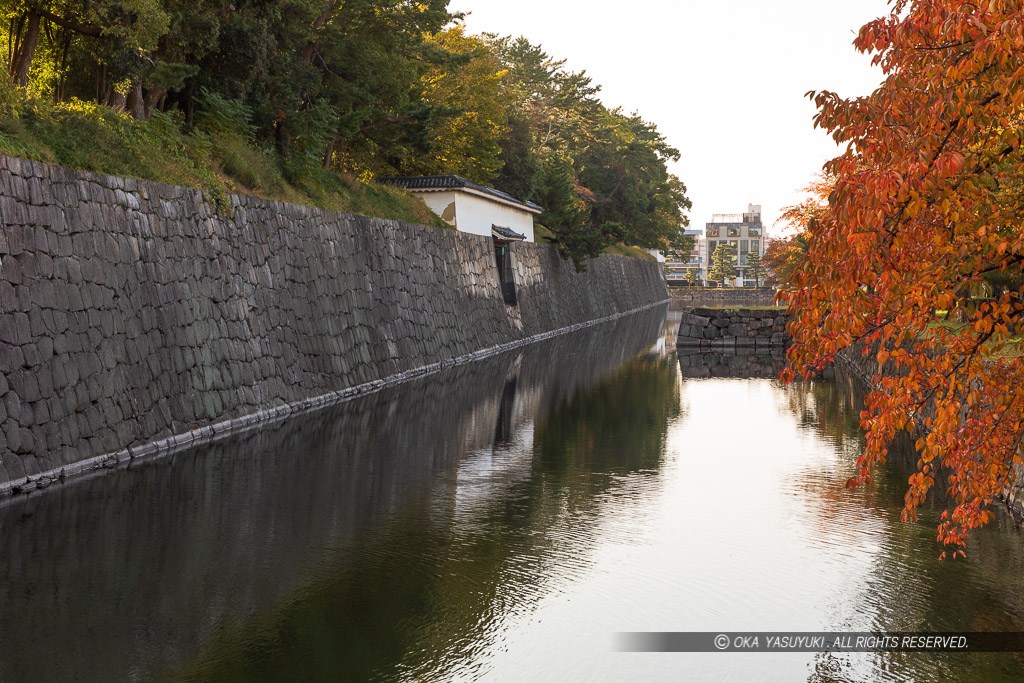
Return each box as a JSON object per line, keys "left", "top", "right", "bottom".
{"left": 670, "top": 287, "right": 776, "bottom": 308}
{"left": 0, "top": 155, "right": 669, "bottom": 493}
{"left": 676, "top": 307, "right": 790, "bottom": 348}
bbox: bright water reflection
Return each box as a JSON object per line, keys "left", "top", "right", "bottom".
{"left": 1, "top": 307, "right": 1024, "bottom": 682}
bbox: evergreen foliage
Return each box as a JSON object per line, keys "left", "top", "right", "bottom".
{"left": 708, "top": 243, "right": 736, "bottom": 286}
{"left": 0, "top": 2, "right": 689, "bottom": 266}
{"left": 745, "top": 251, "right": 763, "bottom": 287}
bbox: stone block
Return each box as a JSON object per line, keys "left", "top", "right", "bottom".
{"left": 0, "top": 255, "right": 22, "bottom": 284}
{"left": 0, "top": 281, "right": 16, "bottom": 311}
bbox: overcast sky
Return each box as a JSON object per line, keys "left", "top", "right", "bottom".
{"left": 449, "top": 0, "right": 892, "bottom": 236}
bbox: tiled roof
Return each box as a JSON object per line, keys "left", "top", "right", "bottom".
{"left": 383, "top": 175, "right": 543, "bottom": 213}
{"left": 491, "top": 225, "right": 527, "bottom": 241}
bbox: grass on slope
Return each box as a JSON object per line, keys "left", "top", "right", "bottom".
{"left": 602, "top": 243, "right": 657, "bottom": 261}
{"left": 0, "top": 95, "right": 448, "bottom": 229}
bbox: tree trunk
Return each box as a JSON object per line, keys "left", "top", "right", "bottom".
{"left": 95, "top": 63, "right": 105, "bottom": 103}
{"left": 55, "top": 34, "right": 72, "bottom": 102}
{"left": 185, "top": 80, "right": 194, "bottom": 127}
{"left": 322, "top": 136, "right": 336, "bottom": 169}
{"left": 126, "top": 82, "right": 145, "bottom": 119}
{"left": 12, "top": 12, "right": 40, "bottom": 87}
{"left": 9, "top": 15, "right": 25, "bottom": 74}
{"left": 143, "top": 85, "right": 166, "bottom": 116}
{"left": 276, "top": 117, "right": 291, "bottom": 159}
{"left": 108, "top": 89, "right": 126, "bottom": 111}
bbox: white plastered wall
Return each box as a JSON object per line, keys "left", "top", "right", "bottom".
{"left": 412, "top": 189, "right": 536, "bottom": 242}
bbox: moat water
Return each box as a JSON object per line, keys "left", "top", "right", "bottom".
{"left": 1, "top": 305, "right": 1024, "bottom": 682}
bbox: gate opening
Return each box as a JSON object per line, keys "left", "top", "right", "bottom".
{"left": 492, "top": 225, "right": 526, "bottom": 306}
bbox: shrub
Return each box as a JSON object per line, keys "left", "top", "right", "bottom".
{"left": 0, "top": 70, "right": 21, "bottom": 122}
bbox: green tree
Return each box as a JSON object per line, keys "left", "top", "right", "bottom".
{"left": 577, "top": 111, "right": 690, "bottom": 250}
{"left": 486, "top": 35, "right": 690, "bottom": 269}
{"left": 3, "top": 0, "right": 169, "bottom": 107}
{"left": 745, "top": 251, "right": 763, "bottom": 287}
{"left": 404, "top": 25, "right": 508, "bottom": 184}
{"left": 708, "top": 243, "right": 736, "bottom": 286}
{"left": 258, "top": 0, "right": 454, "bottom": 169}
{"left": 684, "top": 268, "right": 698, "bottom": 286}
{"left": 494, "top": 112, "right": 539, "bottom": 202}
{"left": 534, "top": 154, "right": 592, "bottom": 269}
{"left": 0, "top": 3, "right": 696, "bottom": 261}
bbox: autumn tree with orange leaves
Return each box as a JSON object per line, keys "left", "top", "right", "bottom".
{"left": 762, "top": 234, "right": 807, "bottom": 288}
{"left": 781, "top": 0, "right": 1024, "bottom": 558}
{"left": 764, "top": 176, "right": 832, "bottom": 288}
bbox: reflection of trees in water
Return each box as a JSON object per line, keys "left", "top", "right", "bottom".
{"left": 779, "top": 372, "right": 1024, "bottom": 682}
{"left": 534, "top": 355, "right": 681, "bottom": 475}
{"left": 179, "top": 349, "right": 682, "bottom": 682}
{"left": 403, "top": 354, "right": 682, "bottom": 680}
{"left": 0, "top": 306, "right": 676, "bottom": 682}
{"left": 779, "top": 371, "right": 866, "bottom": 460}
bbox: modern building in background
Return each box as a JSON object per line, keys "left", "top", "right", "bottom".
{"left": 702, "top": 204, "right": 763, "bottom": 287}
{"left": 664, "top": 228, "right": 704, "bottom": 285}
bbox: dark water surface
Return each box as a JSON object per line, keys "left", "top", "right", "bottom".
{"left": 2, "top": 306, "right": 1024, "bottom": 682}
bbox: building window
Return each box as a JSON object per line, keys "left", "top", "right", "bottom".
{"left": 740, "top": 240, "right": 748, "bottom": 253}
{"left": 706, "top": 227, "right": 719, "bottom": 238}
{"left": 750, "top": 241, "right": 760, "bottom": 254}
{"left": 727, "top": 226, "right": 740, "bottom": 237}
{"left": 748, "top": 227, "right": 762, "bottom": 237}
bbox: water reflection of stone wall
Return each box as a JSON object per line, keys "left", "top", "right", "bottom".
{"left": 0, "top": 305, "right": 669, "bottom": 683}
{"left": 678, "top": 349, "right": 788, "bottom": 379}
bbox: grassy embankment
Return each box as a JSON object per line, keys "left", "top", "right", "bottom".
{"left": 0, "top": 93, "right": 657, "bottom": 262}
{"left": 0, "top": 94, "right": 448, "bottom": 229}
{"left": 537, "top": 226, "right": 656, "bottom": 261}
{"left": 601, "top": 243, "right": 658, "bottom": 261}
{"left": 927, "top": 312, "right": 1024, "bottom": 359}
{"left": 689, "top": 305, "right": 786, "bottom": 310}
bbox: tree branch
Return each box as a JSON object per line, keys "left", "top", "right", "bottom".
{"left": 37, "top": 9, "right": 102, "bottom": 38}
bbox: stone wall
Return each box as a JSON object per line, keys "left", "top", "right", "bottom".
{"left": 0, "top": 155, "right": 668, "bottom": 493}
{"left": 676, "top": 307, "right": 790, "bottom": 348}
{"left": 669, "top": 287, "right": 776, "bottom": 307}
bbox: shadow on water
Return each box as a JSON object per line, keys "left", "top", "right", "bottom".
{"left": 0, "top": 305, "right": 680, "bottom": 683}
